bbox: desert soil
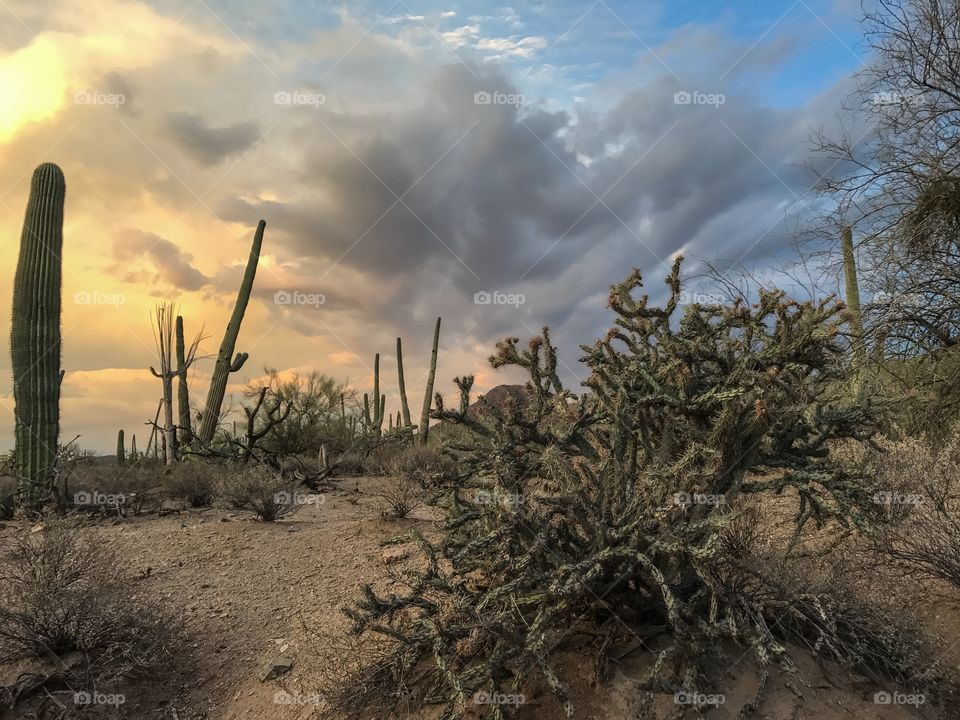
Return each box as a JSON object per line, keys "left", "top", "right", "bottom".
{"left": 0, "top": 476, "right": 955, "bottom": 720}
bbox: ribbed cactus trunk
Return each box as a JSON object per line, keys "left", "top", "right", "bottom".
{"left": 198, "top": 220, "right": 265, "bottom": 443}
{"left": 396, "top": 337, "right": 412, "bottom": 428}
{"left": 418, "top": 317, "right": 441, "bottom": 446}
{"left": 175, "top": 315, "right": 192, "bottom": 445}
{"left": 11, "top": 163, "right": 64, "bottom": 511}
{"left": 842, "top": 227, "right": 866, "bottom": 379}
{"left": 372, "top": 353, "right": 382, "bottom": 436}
{"left": 117, "top": 429, "right": 125, "bottom": 464}
{"left": 130, "top": 434, "right": 138, "bottom": 460}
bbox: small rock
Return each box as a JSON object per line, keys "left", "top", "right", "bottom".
{"left": 30, "top": 522, "right": 44, "bottom": 533}
{"left": 259, "top": 656, "right": 293, "bottom": 682}
{"left": 220, "top": 516, "right": 231, "bottom": 522}
{"left": 381, "top": 546, "right": 408, "bottom": 564}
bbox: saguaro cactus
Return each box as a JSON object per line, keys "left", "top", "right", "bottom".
{"left": 418, "top": 317, "right": 441, "bottom": 446}
{"left": 372, "top": 353, "right": 383, "bottom": 436}
{"left": 117, "top": 429, "right": 126, "bottom": 464}
{"left": 11, "top": 163, "right": 64, "bottom": 509}
{"left": 198, "top": 220, "right": 265, "bottom": 443}
{"left": 842, "top": 226, "right": 866, "bottom": 376}
{"left": 175, "top": 316, "right": 191, "bottom": 444}
{"left": 396, "top": 337, "right": 412, "bottom": 428}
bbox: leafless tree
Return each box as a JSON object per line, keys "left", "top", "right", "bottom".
{"left": 808, "top": 0, "right": 960, "bottom": 357}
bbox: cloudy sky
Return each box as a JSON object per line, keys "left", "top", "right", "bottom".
{"left": 0, "top": 0, "right": 866, "bottom": 451}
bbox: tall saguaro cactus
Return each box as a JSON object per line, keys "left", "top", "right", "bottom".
{"left": 117, "top": 429, "right": 126, "bottom": 465}
{"left": 396, "top": 337, "right": 412, "bottom": 428}
{"left": 372, "top": 353, "right": 383, "bottom": 436}
{"left": 841, "top": 226, "right": 866, "bottom": 375}
{"left": 175, "top": 315, "right": 192, "bottom": 444}
{"left": 11, "top": 163, "right": 64, "bottom": 510}
{"left": 418, "top": 317, "right": 441, "bottom": 446}
{"left": 198, "top": 220, "right": 265, "bottom": 443}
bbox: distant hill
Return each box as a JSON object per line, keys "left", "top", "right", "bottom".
{"left": 467, "top": 384, "right": 530, "bottom": 419}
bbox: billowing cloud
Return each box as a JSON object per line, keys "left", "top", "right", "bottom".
{"left": 165, "top": 112, "right": 261, "bottom": 166}
{"left": 0, "top": 0, "right": 861, "bottom": 452}
{"left": 114, "top": 231, "right": 210, "bottom": 291}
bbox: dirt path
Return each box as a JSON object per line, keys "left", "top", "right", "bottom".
{"left": 0, "top": 477, "right": 950, "bottom": 720}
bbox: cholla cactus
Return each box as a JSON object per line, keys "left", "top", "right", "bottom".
{"left": 339, "top": 259, "right": 887, "bottom": 718}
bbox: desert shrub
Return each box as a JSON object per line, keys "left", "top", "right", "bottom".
{"left": 0, "top": 527, "right": 176, "bottom": 694}
{"left": 70, "top": 465, "right": 162, "bottom": 516}
{"left": 335, "top": 449, "right": 366, "bottom": 475}
{"left": 244, "top": 368, "right": 353, "bottom": 456}
{"left": 376, "top": 477, "right": 421, "bottom": 520}
{"left": 221, "top": 464, "right": 298, "bottom": 521}
{"left": 387, "top": 445, "right": 456, "bottom": 488}
{"left": 164, "top": 462, "right": 217, "bottom": 508}
{"left": 336, "top": 259, "right": 891, "bottom": 718}
{"left": 867, "top": 424, "right": 960, "bottom": 588}
{"left": 709, "top": 509, "right": 942, "bottom": 693}
{"left": 0, "top": 475, "right": 14, "bottom": 519}
{"left": 335, "top": 436, "right": 411, "bottom": 476}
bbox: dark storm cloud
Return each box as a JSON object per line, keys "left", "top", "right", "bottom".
{"left": 115, "top": 230, "right": 210, "bottom": 291}
{"left": 215, "top": 62, "right": 846, "bottom": 375}
{"left": 165, "top": 111, "right": 261, "bottom": 166}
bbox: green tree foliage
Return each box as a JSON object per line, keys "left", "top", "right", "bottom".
{"left": 244, "top": 369, "right": 350, "bottom": 456}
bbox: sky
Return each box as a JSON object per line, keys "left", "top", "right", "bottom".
{"left": 0, "top": 0, "right": 869, "bottom": 452}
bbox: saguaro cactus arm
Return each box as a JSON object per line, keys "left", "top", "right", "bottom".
{"left": 198, "top": 220, "right": 265, "bottom": 443}
{"left": 11, "top": 163, "right": 64, "bottom": 510}
{"left": 418, "top": 317, "right": 441, "bottom": 446}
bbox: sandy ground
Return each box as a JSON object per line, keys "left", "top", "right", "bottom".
{"left": 0, "top": 476, "right": 955, "bottom": 720}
